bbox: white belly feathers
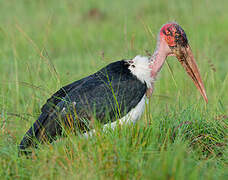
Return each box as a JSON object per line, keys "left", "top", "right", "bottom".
{"left": 84, "top": 94, "right": 147, "bottom": 138}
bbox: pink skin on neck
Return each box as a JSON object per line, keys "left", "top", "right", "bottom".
{"left": 149, "top": 37, "right": 173, "bottom": 77}
{"left": 146, "top": 37, "right": 174, "bottom": 98}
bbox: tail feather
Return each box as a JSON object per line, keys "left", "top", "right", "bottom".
{"left": 19, "top": 112, "right": 62, "bottom": 154}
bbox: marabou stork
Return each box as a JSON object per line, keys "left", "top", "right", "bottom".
{"left": 19, "top": 22, "right": 208, "bottom": 153}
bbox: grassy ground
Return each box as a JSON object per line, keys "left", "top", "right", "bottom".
{"left": 0, "top": 0, "right": 227, "bottom": 179}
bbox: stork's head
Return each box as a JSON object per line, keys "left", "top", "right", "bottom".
{"left": 158, "top": 22, "right": 208, "bottom": 103}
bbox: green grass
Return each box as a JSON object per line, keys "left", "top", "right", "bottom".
{"left": 0, "top": 0, "right": 227, "bottom": 179}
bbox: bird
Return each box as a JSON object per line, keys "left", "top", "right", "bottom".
{"left": 19, "top": 22, "right": 208, "bottom": 154}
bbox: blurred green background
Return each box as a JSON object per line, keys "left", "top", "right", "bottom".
{"left": 0, "top": 0, "right": 227, "bottom": 179}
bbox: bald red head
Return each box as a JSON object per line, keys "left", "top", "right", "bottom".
{"left": 160, "top": 23, "right": 188, "bottom": 48}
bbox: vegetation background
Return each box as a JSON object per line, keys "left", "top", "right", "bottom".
{"left": 0, "top": 0, "right": 227, "bottom": 179}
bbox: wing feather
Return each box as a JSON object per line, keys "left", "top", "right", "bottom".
{"left": 19, "top": 60, "right": 147, "bottom": 152}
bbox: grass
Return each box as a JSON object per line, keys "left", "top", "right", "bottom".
{"left": 0, "top": 0, "right": 227, "bottom": 179}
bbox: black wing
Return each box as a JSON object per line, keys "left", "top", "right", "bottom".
{"left": 19, "top": 60, "right": 146, "bottom": 151}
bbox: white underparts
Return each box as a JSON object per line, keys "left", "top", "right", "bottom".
{"left": 127, "top": 55, "right": 154, "bottom": 88}
{"left": 84, "top": 94, "right": 147, "bottom": 138}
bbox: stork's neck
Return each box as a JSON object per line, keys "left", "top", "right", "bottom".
{"left": 149, "top": 39, "right": 170, "bottom": 79}
{"left": 144, "top": 46, "right": 168, "bottom": 98}
{"left": 149, "top": 51, "right": 167, "bottom": 78}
